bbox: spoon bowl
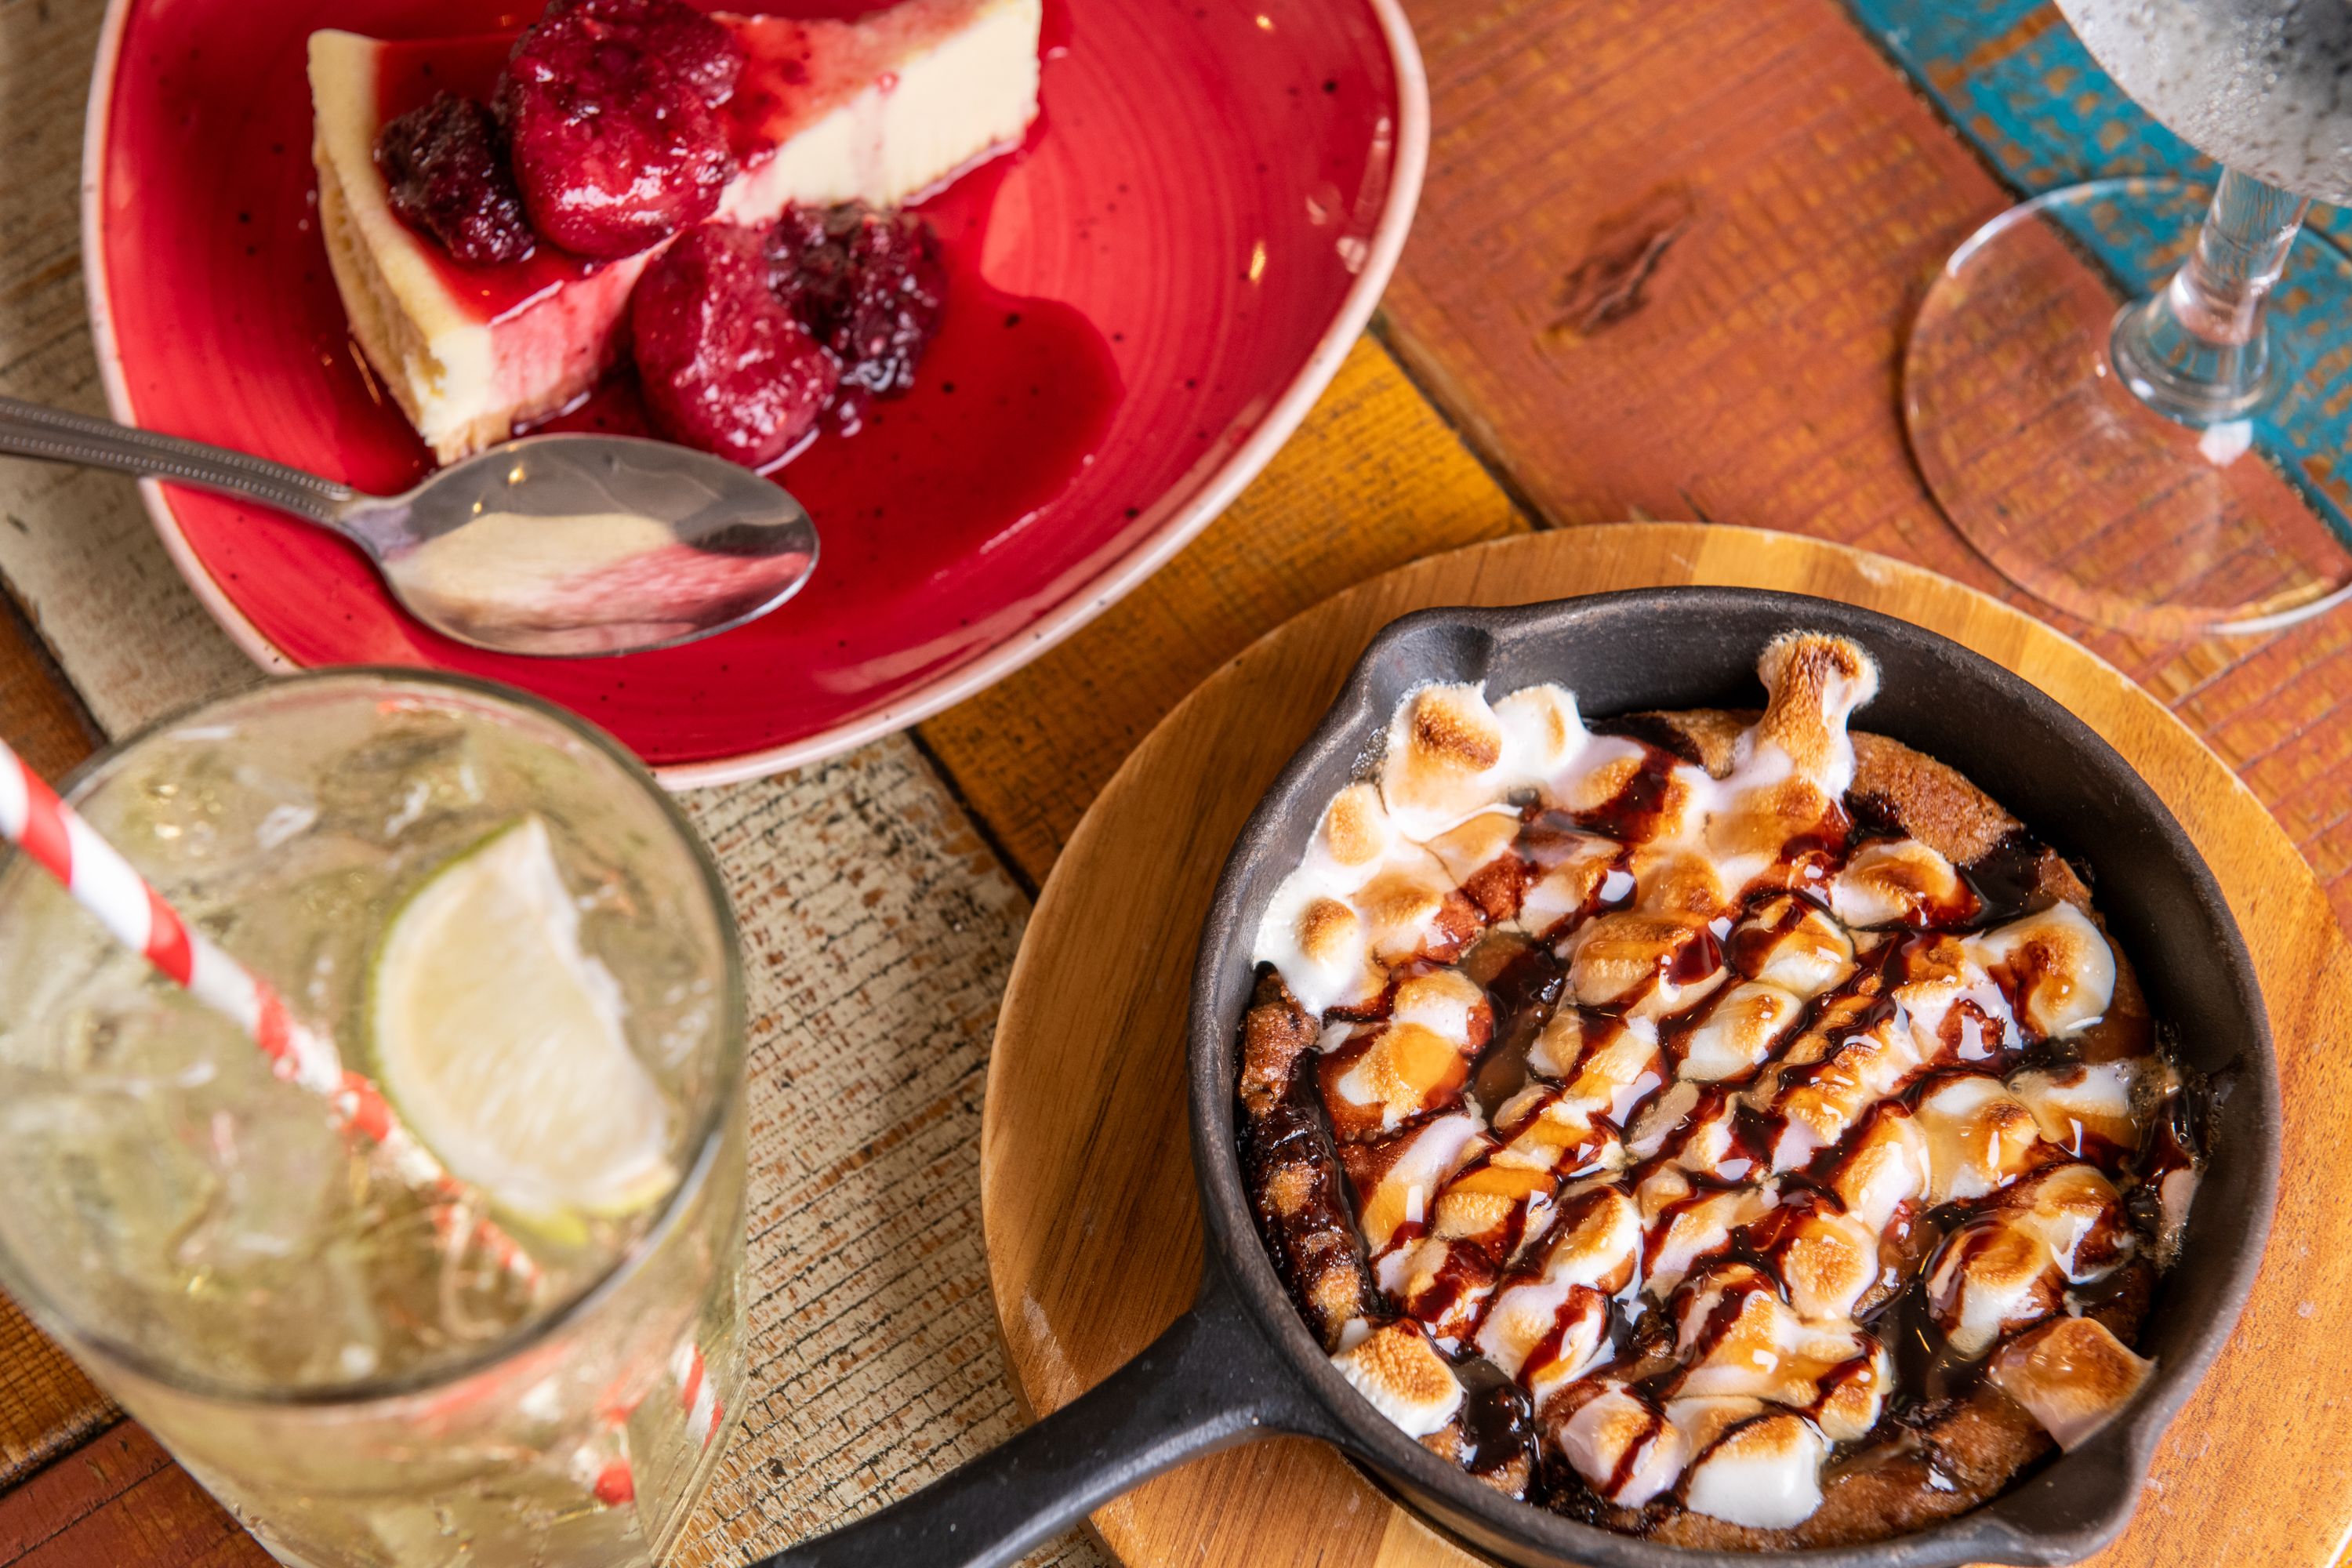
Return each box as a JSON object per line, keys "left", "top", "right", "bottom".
{"left": 0, "top": 399, "right": 819, "bottom": 659}
{"left": 357, "top": 436, "right": 819, "bottom": 658}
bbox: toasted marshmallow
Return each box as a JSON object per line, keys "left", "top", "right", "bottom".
{"left": 1628, "top": 1086, "right": 1760, "bottom": 1183}
{"left": 1927, "top": 1219, "right": 2063, "bottom": 1359}
{"left": 1967, "top": 902, "right": 2115, "bottom": 1039}
{"left": 2000, "top": 1163, "right": 2129, "bottom": 1283}
{"left": 1672, "top": 1265, "right": 1880, "bottom": 1421}
{"left": 1672, "top": 1401, "right": 1828, "bottom": 1530}
{"left": 1391, "top": 969, "right": 1494, "bottom": 1047}
{"left": 1914, "top": 1073, "right": 2047, "bottom": 1203}
{"left": 1886, "top": 936, "right": 2019, "bottom": 1064}
{"left": 1731, "top": 896, "right": 1856, "bottom": 1000}
{"left": 1744, "top": 633, "right": 1879, "bottom": 797}
{"left": 1356, "top": 856, "right": 1482, "bottom": 966}
{"left": 1765, "top": 1207, "right": 1882, "bottom": 1324}
{"left": 1764, "top": 1014, "right": 1926, "bottom": 1169}
{"left": 1254, "top": 785, "right": 1457, "bottom": 1011}
{"left": 1255, "top": 883, "right": 1384, "bottom": 1015}
{"left": 1432, "top": 1160, "right": 1556, "bottom": 1258}
{"left": 1426, "top": 808, "right": 1525, "bottom": 891}
{"left": 1988, "top": 1315, "right": 2152, "bottom": 1450}
{"left": 1494, "top": 684, "right": 1596, "bottom": 791}
{"left": 1825, "top": 1108, "right": 1930, "bottom": 1232}
{"left": 1557, "top": 1386, "right": 1685, "bottom": 1508}
{"left": 1636, "top": 1169, "right": 1779, "bottom": 1298}
{"left": 1381, "top": 684, "right": 1510, "bottom": 840}
{"left": 1633, "top": 848, "right": 1737, "bottom": 920}
{"left": 1377, "top": 1236, "right": 1498, "bottom": 1343}
{"left": 1309, "top": 782, "right": 1404, "bottom": 891}
{"left": 1830, "top": 839, "right": 1973, "bottom": 929}
{"left": 1478, "top": 1279, "right": 1611, "bottom": 1404}
{"left": 1559, "top": 742, "right": 1699, "bottom": 833}
{"left": 1516, "top": 1013, "right": 1668, "bottom": 1134}
{"left": 2009, "top": 1060, "right": 2142, "bottom": 1160}
{"left": 1541, "top": 1183, "right": 1641, "bottom": 1282}
{"left": 1488, "top": 1083, "right": 1621, "bottom": 1179}
{"left": 1527, "top": 1007, "right": 1655, "bottom": 1081}
{"left": 1352, "top": 1113, "right": 1490, "bottom": 1251}
{"left": 1516, "top": 825, "right": 1630, "bottom": 937}
{"left": 1324, "top": 1023, "right": 1475, "bottom": 1139}
{"left": 1567, "top": 912, "right": 1728, "bottom": 1021}
{"left": 1331, "top": 1318, "right": 1465, "bottom": 1437}
{"left": 1679, "top": 981, "right": 1806, "bottom": 1083}
{"left": 1626, "top": 1079, "right": 1704, "bottom": 1160}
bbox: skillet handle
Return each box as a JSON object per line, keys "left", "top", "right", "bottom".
{"left": 750, "top": 1267, "right": 1333, "bottom": 1568}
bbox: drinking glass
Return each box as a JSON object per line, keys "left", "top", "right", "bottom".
{"left": 0, "top": 671, "right": 746, "bottom": 1568}
{"left": 1904, "top": 0, "right": 2352, "bottom": 637}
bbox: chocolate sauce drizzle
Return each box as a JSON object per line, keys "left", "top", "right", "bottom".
{"left": 1237, "top": 712, "right": 2202, "bottom": 1530}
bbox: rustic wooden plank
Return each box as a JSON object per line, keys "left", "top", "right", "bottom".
{"left": 0, "top": 1299, "right": 108, "bottom": 1495}
{"left": 0, "top": 590, "right": 102, "bottom": 786}
{"left": 917, "top": 334, "right": 1529, "bottom": 885}
{"left": 1380, "top": 0, "right": 2352, "bottom": 934}
{"left": 0, "top": 1425, "right": 265, "bottom": 1568}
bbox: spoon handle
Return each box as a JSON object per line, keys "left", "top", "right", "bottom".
{"left": 0, "top": 396, "right": 358, "bottom": 527}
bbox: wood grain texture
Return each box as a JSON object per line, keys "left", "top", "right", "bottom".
{"left": 918, "top": 334, "right": 1528, "bottom": 887}
{"left": 666, "top": 739, "right": 1102, "bottom": 1568}
{"left": 1380, "top": 0, "right": 2352, "bottom": 932}
{"left": 0, "top": 1298, "right": 108, "bottom": 1496}
{"left": 0, "top": 0, "right": 257, "bottom": 739}
{"left": 982, "top": 525, "right": 2352, "bottom": 1568}
{"left": 0, "top": 1425, "right": 264, "bottom": 1568}
{"left": 0, "top": 593, "right": 100, "bottom": 786}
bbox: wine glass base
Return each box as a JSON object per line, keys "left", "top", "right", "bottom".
{"left": 1904, "top": 177, "right": 2352, "bottom": 639}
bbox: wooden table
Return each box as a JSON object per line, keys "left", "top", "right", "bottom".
{"left": 2, "top": 0, "right": 2347, "bottom": 1563}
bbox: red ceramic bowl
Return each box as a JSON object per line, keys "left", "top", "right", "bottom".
{"left": 82, "top": 0, "right": 1425, "bottom": 785}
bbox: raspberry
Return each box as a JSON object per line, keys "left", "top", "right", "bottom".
{"left": 498, "top": 0, "right": 744, "bottom": 258}
{"left": 766, "top": 203, "right": 947, "bottom": 412}
{"left": 549, "top": 0, "right": 743, "bottom": 107}
{"left": 373, "top": 93, "right": 535, "bottom": 266}
{"left": 631, "top": 223, "right": 840, "bottom": 467}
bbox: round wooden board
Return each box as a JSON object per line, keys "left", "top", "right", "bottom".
{"left": 978, "top": 524, "right": 2352, "bottom": 1568}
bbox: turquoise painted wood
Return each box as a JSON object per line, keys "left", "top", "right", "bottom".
{"left": 1847, "top": 0, "right": 2352, "bottom": 531}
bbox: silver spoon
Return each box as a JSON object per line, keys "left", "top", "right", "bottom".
{"left": 0, "top": 397, "right": 819, "bottom": 659}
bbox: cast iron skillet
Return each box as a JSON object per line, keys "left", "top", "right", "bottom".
{"left": 762, "top": 590, "right": 2279, "bottom": 1568}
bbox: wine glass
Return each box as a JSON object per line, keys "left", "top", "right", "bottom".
{"left": 1904, "top": 0, "right": 2352, "bottom": 638}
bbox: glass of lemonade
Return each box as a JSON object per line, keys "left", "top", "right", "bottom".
{"left": 0, "top": 671, "right": 746, "bottom": 1568}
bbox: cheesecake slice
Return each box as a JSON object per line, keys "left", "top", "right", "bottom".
{"left": 309, "top": 0, "right": 1041, "bottom": 463}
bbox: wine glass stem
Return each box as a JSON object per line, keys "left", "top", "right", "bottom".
{"left": 2111, "top": 167, "right": 2310, "bottom": 426}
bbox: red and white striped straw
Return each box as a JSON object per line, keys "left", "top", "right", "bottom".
{"left": 0, "top": 735, "right": 539, "bottom": 1290}
{"left": 570, "top": 1329, "right": 732, "bottom": 1511}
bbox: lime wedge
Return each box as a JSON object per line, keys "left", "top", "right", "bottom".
{"left": 368, "top": 815, "right": 677, "bottom": 1233}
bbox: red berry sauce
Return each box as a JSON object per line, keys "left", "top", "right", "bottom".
{"left": 631, "top": 223, "right": 840, "bottom": 468}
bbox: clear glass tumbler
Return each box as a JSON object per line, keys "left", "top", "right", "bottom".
{"left": 0, "top": 671, "right": 746, "bottom": 1568}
